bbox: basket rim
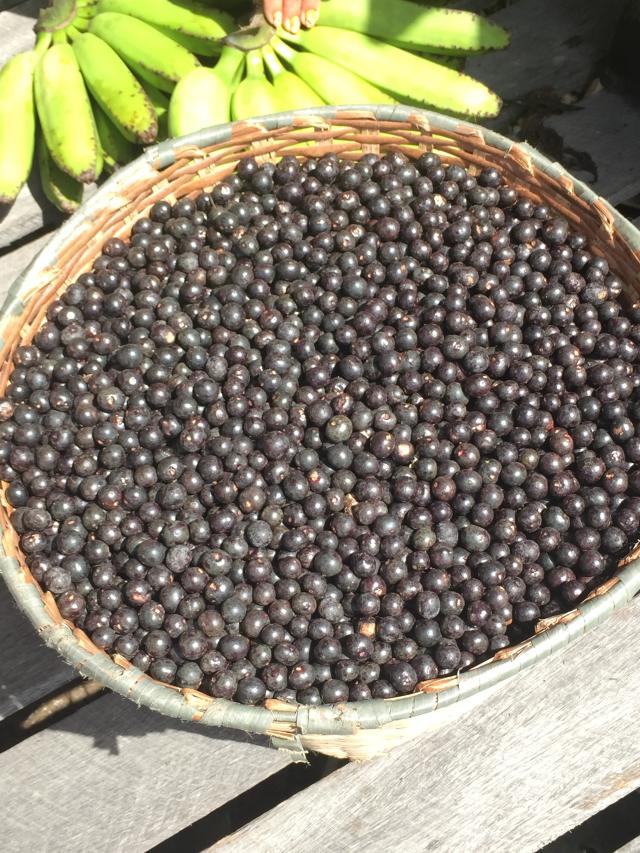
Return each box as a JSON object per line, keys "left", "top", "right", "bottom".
{"left": 3, "top": 103, "right": 640, "bottom": 748}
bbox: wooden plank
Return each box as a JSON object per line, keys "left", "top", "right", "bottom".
{"left": 0, "top": 230, "right": 53, "bottom": 298}
{"left": 213, "top": 594, "right": 640, "bottom": 853}
{"left": 464, "top": 0, "right": 624, "bottom": 105}
{"left": 0, "top": 692, "right": 291, "bottom": 852}
{"left": 0, "top": 0, "right": 38, "bottom": 52}
{"left": 543, "top": 90, "right": 640, "bottom": 205}
{"left": 0, "top": 581, "right": 75, "bottom": 720}
{"left": 0, "top": 176, "right": 63, "bottom": 252}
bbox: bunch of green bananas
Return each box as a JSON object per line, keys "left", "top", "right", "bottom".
{"left": 0, "top": 0, "right": 508, "bottom": 215}
{"left": 0, "top": 0, "right": 239, "bottom": 212}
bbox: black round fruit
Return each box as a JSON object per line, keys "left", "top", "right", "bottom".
{"left": 3, "top": 151, "right": 635, "bottom": 708}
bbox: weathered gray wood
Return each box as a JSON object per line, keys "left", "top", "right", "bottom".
{"left": 0, "top": 0, "right": 37, "bottom": 51}
{"left": 213, "top": 594, "right": 640, "bottom": 853}
{"left": 0, "top": 175, "right": 63, "bottom": 252}
{"left": 544, "top": 90, "right": 640, "bottom": 206}
{"left": 0, "top": 230, "right": 53, "bottom": 299}
{"left": 464, "top": 0, "right": 624, "bottom": 104}
{"left": 0, "top": 582, "right": 76, "bottom": 719}
{"left": 0, "top": 692, "right": 291, "bottom": 852}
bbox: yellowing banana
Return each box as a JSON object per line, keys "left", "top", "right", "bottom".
{"left": 34, "top": 42, "right": 100, "bottom": 183}
{"left": 89, "top": 13, "right": 200, "bottom": 91}
{"left": 38, "top": 133, "right": 84, "bottom": 214}
{"left": 0, "top": 50, "right": 37, "bottom": 204}
{"left": 168, "top": 47, "right": 243, "bottom": 137}
{"left": 71, "top": 31, "right": 157, "bottom": 144}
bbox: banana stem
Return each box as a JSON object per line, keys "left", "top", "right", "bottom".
{"left": 35, "top": 32, "right": 53, "bottom": 58}
{"left": 65, "top": 24, "right": 82, "bottom": 40}
{"left": 262, "top": 44, "right": 284, "bottom": 78}
{"left": 214, "top": 46, "right": 245, "bottom": 85}
{"left": 270, "top": 34, "right": 295, "bottom": 63}
{"left": 245, "top": 50, "right": 264, "bottom": 80}
{"left": 52, "top": 30, "right": 68, "bottom": 44}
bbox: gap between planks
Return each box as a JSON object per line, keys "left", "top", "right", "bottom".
{"left": 212, "top": 593, "right": 640, "bottom": 853}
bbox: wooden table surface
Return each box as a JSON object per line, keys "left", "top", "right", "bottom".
{"left": 1, "top": 1, "right": 640, "bottom": 851}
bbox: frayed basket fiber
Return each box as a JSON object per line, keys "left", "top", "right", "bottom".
{"left": 2, "top": 105, "right": 640, "bottom": 762}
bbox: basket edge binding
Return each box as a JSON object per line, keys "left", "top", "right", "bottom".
{"left": 2, "top": 105, "right": 640, "bottom": 760}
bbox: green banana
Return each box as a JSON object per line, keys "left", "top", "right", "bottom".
{"left": 214, "top": 44, "right": 246, "bottom": 87}
{"left": 89, "top": 13, "right": 200, "bottom": 91}
{"left": 169, "top": 46, "right": 244, "bottom": 136}
{"left": 315, "top": 0, "right": 509, "bottom": 55}
{"left": 71, "top": 31, "right": 157, "bottom": 144}
{"left": 0, "top": 50, "right": 38, "bottom": 204}
{"left": 282, "top": 27, "right": 502, "bottom": 117}
{"left": 271, "top": 35, "right": 395, "bottom": 106}
{"left": 140, "top": 80, "right": 170, "bottom": 138}
{"left": 151, "top": 24, "right": 222, "bottom": 57}
{"left": 262, "top": 45, "right": 324, "bottom": 111}
{"left": 34, "top": 42, "right": 100, "bottom": 183}
{"left": 96, "top": 0, "right": 233, "bottom": 41}
{"left": 122, "top": 57, "right": 176, "bottom": 94}
{"left": 231, "top": 51, "right": 280, "bottom": 121}
{"left": 95, "top": 134, "right": 104, "bottom": 179}
{"left": 93, "top": 102, "right": 139, "bottom": 171}
{"left": 198, "top": 0, "right": 251, "bottom": 7}
{"left": 420, "top": 53, "right": 465, "bottom": 70}
{"left": 38, "top": 134, "right": 84, "bottom": 214}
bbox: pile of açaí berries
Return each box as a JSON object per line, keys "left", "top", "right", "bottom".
{"left": 3, "top": 151, "right": 640, "bottom": 706}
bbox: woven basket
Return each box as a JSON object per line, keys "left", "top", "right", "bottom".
{"left": 2, "top": 105, "right": 640, "bottom": 762}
